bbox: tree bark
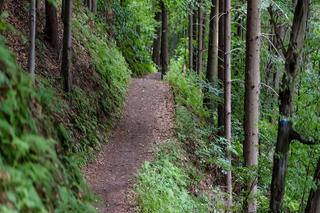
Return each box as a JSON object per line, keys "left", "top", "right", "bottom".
{"left": 305, "top": 158, "right": 320, "bottom": 213}
{"left": 206, "top": 0, "right": 219, "bottom": 83}
{"left": 197, "top": 0, "right": 203, "bottom": 74}
{"left": 188, "top": 8, "right": 193, "bottom": 71}
{"left": 270, "top": 0, "right": 310, "bottom": 212}
{"left": 92, "top": 0, "right": 97, "bottom": 12}
{"left": 28, "top": 0, "right": 36, "bottom": 82}
{"left": 243, "top": 0, "right": 261, "bottom": 212}
{"left": 160, "top": 0, "right": 168, "bottom": 79}
{"left": 0, "top": 0, "right": 4, "bottom": 12}
{"left": 152, "top": 9, "right": 161, "bottom": 69}
{"left": 44, "top": 0, "right": 59, "bottom": 49}
{"left": 217, "top": 0, "right": 225, "bottom": 136}
{"left": 224, "top": 0, "right": 232, "bottom": 210}
{"left": 192, "top": 9, "right": 198, "bottom": 72}
{"left": 61, "top": 0, "right": 73, "bottom": 92}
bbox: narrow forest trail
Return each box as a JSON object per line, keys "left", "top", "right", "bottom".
{"left": 84, "top": 73, "right": 175, "bottom": 213}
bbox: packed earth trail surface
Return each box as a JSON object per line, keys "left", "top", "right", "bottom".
{"left": 85, "top": 73, "right": 175, "bottom": 213}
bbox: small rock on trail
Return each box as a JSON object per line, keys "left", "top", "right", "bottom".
{"left": 84, "top": 73, "right": 175, "bottom": 213}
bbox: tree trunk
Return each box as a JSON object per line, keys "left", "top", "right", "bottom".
{"left": 192, "top": 9, "right": 198, "bottom": 72}
{"left": 305, "top": 158, "right": 320, "bottom": 213}
{"left": 160, "top": 0, "right": 168, "bottom": 79}
{"left": 152, "top": 9, "right": 161, "bottom": 69}
{"left": 217, "top": 0, "right": 225, "bottom": 136}
{"left": 206, "top": 0, "right": 219, "bottom": 83}
{"left": 224, "top": 0, "right": 232, "bottom": 210}
{"left": 0, "top": 0, "right": 4, "bottom": 12}
{"left": 61, "top": 0, "right": 65, "bottom": 20}
{"left": 28, "top": 0, "right": 36, "bottom": 82}
{"left": 243, "top": 0, "right": 261, "bottom": 212}
{"left": 197, "top": 0, "right": 203, "bottom": 74}
{"left": 61, "top": 0, "right": 73, "bottom": 92}
{"left": 44, "top": 0, "right": 59, "bottom": 49}
{"left": 92, "top": 0, "right": 97, "bottom": 12}
{"left": 202, "top": 11, "right": 206, "bottom": 68}
{"left": 270, "top": 0, "right": 310, "bottom": 212}
{"left": 188, "top": 9, "right": 193, "bottom": 71}
{"left": 86, "top": 0, "right": 92, "bottom": 11}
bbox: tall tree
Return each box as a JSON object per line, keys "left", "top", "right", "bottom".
{"left": 61, "top": 0, "right": 73, "bottom": 92}
{"left": 217, "top": 0, "right": 225, "bottom": 136}
{"left": 44, "top": 0, "right": 59, "bottom": 49}
{"left": 305, "top": 158, "right": 320, "bottom": 213}
{"left": 188, "top": 7, "right": 193, "bottom": 71}
{"left": 197, "top": 0, "right": 203, "bottom": 74}
{"left": 160, "top": 0, "right": 168, "bottom": 79}
{"left": 269, "top": 0, "right": 313, "bottom": 211}
{"left": 152, "top": 7, "right": 162, "bottom": 69}
{"left": 0, "top": 0, "right": 4, "bottom": 12}
{"left": 206, "top": 0, "right": 219, "bottom": 83}
{"left": 28, "top": 0, "right": 36, "bottom": 82}
{"left": 192, "top": 9, "right": 198, "bottom": 72}
{"left": 92, "top": 0, "right": 97, "bottom": 12}
{"left": 224, "top": 0, "right": 232, "bottom": 210}
{"left": 243, "top": 0, "right": 261, "bottom": 212}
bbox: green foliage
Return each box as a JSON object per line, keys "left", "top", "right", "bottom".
{"left": 0, "top": 36, "right": 96, "bottom": 212}
{"left": 136, "top": 141, "right": 210, "bottom": 213}
{"left": 112, "top": 0, "right": 156, "bottom": 76}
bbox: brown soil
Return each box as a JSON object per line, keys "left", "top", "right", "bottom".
{"left": 84, "top": 72, "right": 175, "bottom": 213}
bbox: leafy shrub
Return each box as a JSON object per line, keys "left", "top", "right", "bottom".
{"left": 135, "top": 142, "right": 210, "bottom": 213}
{"left": 112, "top": 1, "right": 156, "bottom": 76}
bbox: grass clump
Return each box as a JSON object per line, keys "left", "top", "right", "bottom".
{"left": 136, "top": 142, "right": 210, "bottom": 213}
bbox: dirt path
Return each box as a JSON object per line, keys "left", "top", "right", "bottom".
{"left": 84, "top": 73, "right": 174, "bottom": 213}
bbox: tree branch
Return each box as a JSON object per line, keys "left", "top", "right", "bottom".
{"left": 290, "top": 129, "right": 318, "bottom": 145}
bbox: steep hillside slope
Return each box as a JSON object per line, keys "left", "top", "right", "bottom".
{"left": 0, "top": 0, "right": 131, "bottom": 211}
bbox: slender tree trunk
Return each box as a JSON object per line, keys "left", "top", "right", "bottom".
{"left": 305, "top": 158, "right": 320, "bottom": 213}
{"left": 61, "top": 0, "right": 73, "bottom": 92}
{"left": 0, "top": 0, "right": 4, "bottom": 12}
{"left": 202, "top": 11, "right": 206, "bottom": 69}
{"left": 243, "top": 0, "right": 261, "bottom": 212}
{"left": 192, "top": 9, "right": 198, "bottom": 72}
{"left": 92, "top": 0, "right": 97, "bottom": 12}
{"left": 28, "top": 0, "right": 36, "bottom": 82}
{"left": 270, "top": 0, "right": 310, "bottom": 211}
{"left": 217, "top": 0, "right": 225, "bottom": 135}
{"left": 86, "top": 0, "right": 92, "bottom": 11}
{"left": 224, "top": 0, "right": 232, "bottom": 211}
{"left": 152, "top": 9, "right": 162, "bottom": 69}
{"left": 197, "top": 0, "right": 203, "bottom": 74}
{"left": 206, "top": 0, "right": 219, "bottom": 83}
{"left": 160, "top": 0, "right": 168, "bottom": 79}
{"left": 45, "top": 0, "right": 59, "bottom": 49}
{"left": 188, "top": 9, "right": 193, "bottom": 71}
{"left": 61, "top": 0, "right": 64, "bottom": 20}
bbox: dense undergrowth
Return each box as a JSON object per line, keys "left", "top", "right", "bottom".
{"left": 0, "top": 36, "right": 96, "bottom": 212}
{"left": 111, "top": 0, "right": 156, "bottom": 76}
{"left": 0, "top": 1, "right": 131, "bottom": 211}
